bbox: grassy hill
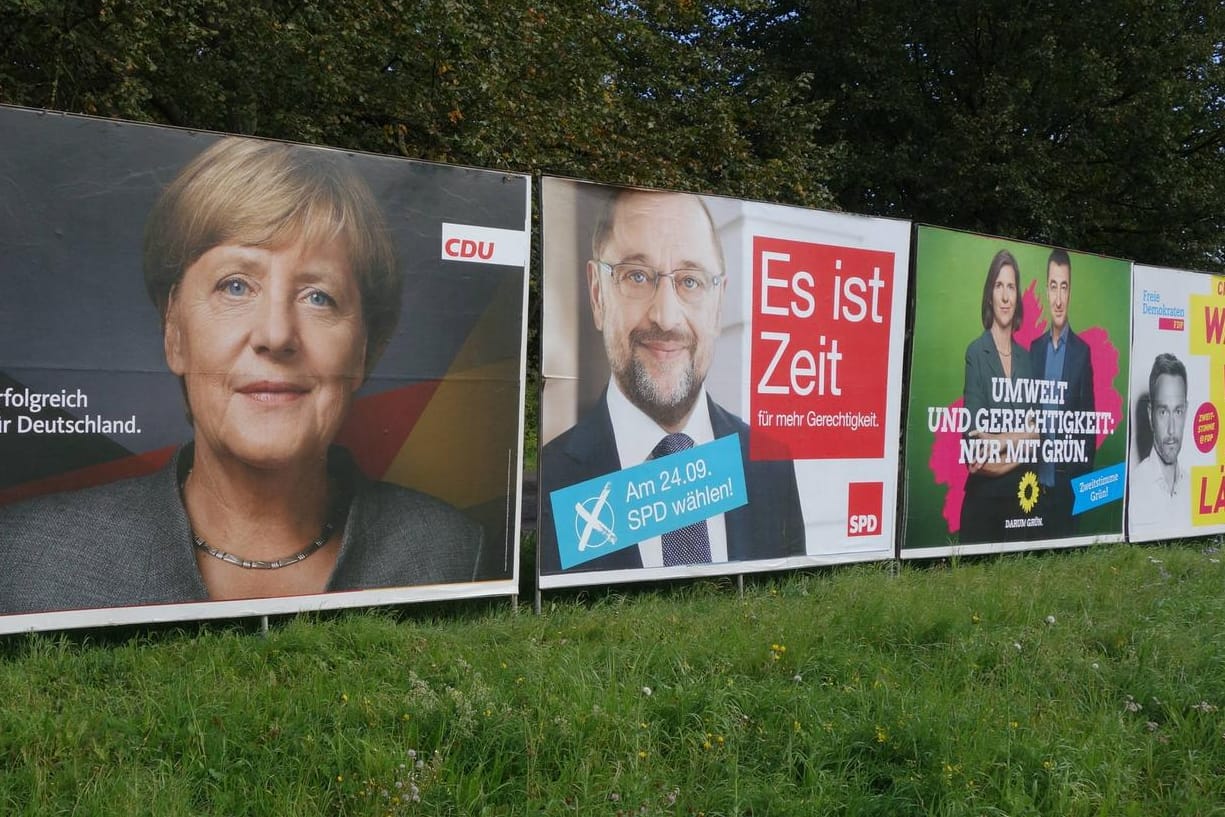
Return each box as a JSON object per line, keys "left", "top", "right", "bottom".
{"left": 2, "top": 543, "right": 1223, "bottom": 815}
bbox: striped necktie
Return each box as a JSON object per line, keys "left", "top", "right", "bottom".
{"left": 649, "top": 433, "right": 712, "bottom": 566}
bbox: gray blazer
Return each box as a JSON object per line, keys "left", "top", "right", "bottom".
{"left": 0, "top": 446, "right": 483, "bottom": 615}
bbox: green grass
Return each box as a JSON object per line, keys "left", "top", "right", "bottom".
{"left": 2, "top": 543, "right": 1224, "bottom": 815}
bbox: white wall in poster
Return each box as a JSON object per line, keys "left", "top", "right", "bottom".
{"left": 712, "top": 200, "right": 911, "bottom": 562}
{"left": 538, "top": 178, "right": 909, "bottom": 590}
{"left": 1128, "top": 264, "right": 1225, "bottom": 542}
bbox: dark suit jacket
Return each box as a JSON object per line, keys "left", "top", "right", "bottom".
{"left": 962, "top": 330, "right": 1035, "bottom": 500}
{"left": 1030, "top": 326, "right": 1095, "bottom": 479}
{"left": 538, "top": 393, "right": 806, "bottom": 574}
{"left": 0, "top": 445, "right": 483, "bottom": 616}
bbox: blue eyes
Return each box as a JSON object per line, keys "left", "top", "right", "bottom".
{"left": 222, "top": 278, "right": 250, "bottom": 297}
{"left": 217, "top": 278, "right": 336, "bottom": 308}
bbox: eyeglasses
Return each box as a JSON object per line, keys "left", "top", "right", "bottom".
{"left": 595, "top": 261, "right": 724, "bottom": 305}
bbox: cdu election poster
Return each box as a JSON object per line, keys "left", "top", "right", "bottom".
{"left": 0, "top": 106, "right": 530, "bottom": 633}
{"left": 1128, "top": 265, "right": 1225, "bottom": 543}
{"left": 538, "top": 177, "right": 910, "bottom": 590}
{"left": 901, "top": 226, "right": 1130, "bottom": 558}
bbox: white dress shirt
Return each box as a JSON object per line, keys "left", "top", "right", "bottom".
{"left": 1129, "top": 453, "right": 1190, "bottom": 534}
{"left": 605, "top": 378, "right": 729, "bottom": 566}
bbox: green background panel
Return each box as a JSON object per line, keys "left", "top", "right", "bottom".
{"left": 902, "top": 226, "right": 1131, "bottom": 550}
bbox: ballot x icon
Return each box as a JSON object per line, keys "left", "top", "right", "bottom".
{"left": 575, "top": 482, "right": 617, "bottom": 552}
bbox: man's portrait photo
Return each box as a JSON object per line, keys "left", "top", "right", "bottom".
{"left": 538, "top": 185, "right": 805, "bottom": 577}
{"left": 1030, "top": 249, "right": 1096, "bottom": 537}
{"left": 1128, "top": 353, "right": 1190, "bottom": 537}
{"left": 1125, "top": 264, "right": 1225, "bottom": 544}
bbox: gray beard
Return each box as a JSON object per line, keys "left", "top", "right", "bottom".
{"left": 616, "top": 357, "right": 703, "bottom": 431}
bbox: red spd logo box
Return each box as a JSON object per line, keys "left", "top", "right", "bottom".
{"left": 847, "top": 481, "right": 884, "bottom": 537}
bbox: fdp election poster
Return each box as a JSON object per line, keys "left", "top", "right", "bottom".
{"left": 902, "top": 226, "right": 1130, "bottom": 558}
{"left": 539, "top": 177, "right": 910, "bottom": 589}
{"left": 1128, "top": 265, "right": 1225, "bottom": 542}
{"left": 0, "top": 106, "right": 529, "bottom": 633}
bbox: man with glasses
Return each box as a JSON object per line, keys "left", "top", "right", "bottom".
{"left": 539, "top": 188, "right": 805, "bottom": 574}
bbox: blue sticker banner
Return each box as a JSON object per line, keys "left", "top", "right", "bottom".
{"left": 1071, "top": 462, "right": 1126, "bottom": 514}
{"left": 549, "top": 434, "right": 749, "bottom": 570}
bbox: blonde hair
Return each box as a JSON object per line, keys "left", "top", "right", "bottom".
{"left": 143, "top": 137, "right": 401, "bottom": 373}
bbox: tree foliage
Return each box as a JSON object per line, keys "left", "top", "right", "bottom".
{"left": 755, "top": 0, "right": 1225, "bottom": 270}
{"left": 0, "top": 1, "right": 833, "bottom": 207}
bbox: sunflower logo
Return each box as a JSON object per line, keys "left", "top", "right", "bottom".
{"left": 1017, "top": 471, "right": 1040, "bottom": 514}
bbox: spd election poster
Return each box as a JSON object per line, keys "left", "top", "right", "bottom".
{"left": 538, "top": 177, "right": 909, "bottom": 589}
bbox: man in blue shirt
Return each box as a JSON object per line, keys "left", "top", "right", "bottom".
{"left": 1031, "top": 249, "right": 1095, "bottom": 537}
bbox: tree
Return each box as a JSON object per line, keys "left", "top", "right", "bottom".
{"left": 0, "top": 1, "right": 834, "bottom": 205}
{"left": 755, "top": 0, "right": 1225, "bottom": 270}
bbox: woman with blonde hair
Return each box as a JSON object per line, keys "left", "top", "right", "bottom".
{"left": 0, "top": 137, "right": 481, "bottom": 612}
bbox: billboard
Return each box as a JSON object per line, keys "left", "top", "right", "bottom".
{"left": 538, "top": 178, "right": 910, "bottom": 589}
{"left": 1127, "top": 265, "right": 1225, "bottom": 542}
{"left": 902, "top": 226, "right": 1130, "bottom": 558}
{"left": 0, "top": 107, "right": 530, "bottom": 633}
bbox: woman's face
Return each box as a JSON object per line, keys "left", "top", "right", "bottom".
{"left": 991, "top": 264, "right": 1018, "bottom": 332}
{"left": 163, "top": 235, "right": 367, "bottom": 471}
